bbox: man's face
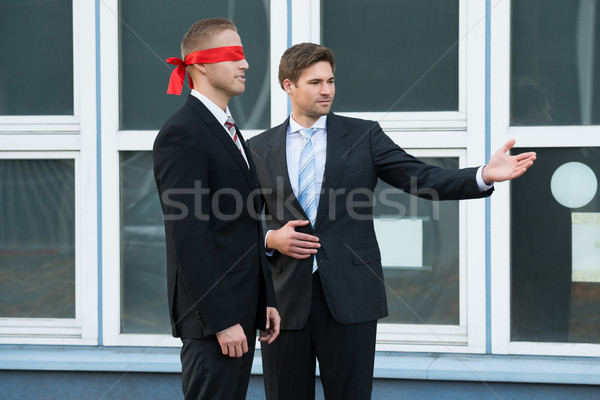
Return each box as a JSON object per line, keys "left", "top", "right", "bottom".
{"left": 202, "top": 29, "right": 249, "bottom": 98}
{"left": 285, "top": 61, "right": 335, "bottom": 124}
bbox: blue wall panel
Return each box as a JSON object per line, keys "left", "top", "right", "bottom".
{"left": 2, "top": 371, "right": 599, "bottom": 400}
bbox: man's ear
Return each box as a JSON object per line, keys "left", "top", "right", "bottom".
{"left": 282, "top": 79, "right": 294, "bottom": 94}
{"left": 192, "top": 63, "right": 207, "bottom": 74}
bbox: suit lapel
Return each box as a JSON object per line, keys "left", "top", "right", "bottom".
{"left": 314, "top": 113, "right": 350, "bottom": 230}
{"left": 238, "top": 131, "right": 263, "bottom": 213}
{"left": 186, "top": 95, "right": 253, "bottom": 188}
{"left": 265, "top": 119, "right": 309, "bottom": 222}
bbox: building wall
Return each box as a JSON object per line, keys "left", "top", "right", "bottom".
{"left": 1, "top": 0, "right": 600, "bottom": 398}
{"left": 2, "top": 371, "right": 599, "bottom": 400}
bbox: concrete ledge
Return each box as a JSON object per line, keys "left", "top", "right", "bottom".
{"left": 1, "top": 346, "right": 599, "bottom": 386}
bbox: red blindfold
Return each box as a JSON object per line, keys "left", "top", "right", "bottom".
{"left": 165, "top": 46, "right": 245, "bottom": 95}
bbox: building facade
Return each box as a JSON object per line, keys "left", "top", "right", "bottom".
{"left": 1, "top": 0, "right": 599, "bottom": 398}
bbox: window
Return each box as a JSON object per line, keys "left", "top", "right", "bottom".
{"left": 119, "top": 151, "right": 169, "bottom": 334}
{"left": 0, "top": 159, "right": 75, "bottom": 319}
{"left": 492, "top": 0, "right": 600, "bottom": 357}
{"left": 119, "top": 0, "right": 271, "bottom": 130}
{"left": 322, "top": 0, "right": 459, "bottom": 113}
{"left": 0, "top": 0, "right": 97, "bottom": 345}
{"left": 511, "top": 0, "right": 600, "bottom": 126}
{"left": 511, "top": 147, "right": 600, "bottom": 344}
{"left": 0, "top": 0, "right": 73, "bottom": 116}
{"left": 375, "top": 158, "right": 460, "bottom": 326}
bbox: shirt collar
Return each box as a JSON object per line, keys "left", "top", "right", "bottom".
{"left": 191, "top": 89, "right": 232, "bottom": 126}
{"left": 288, "top": 115, "right": 328, "bottom": 135}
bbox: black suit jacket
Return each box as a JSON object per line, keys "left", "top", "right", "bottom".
{"left": 153, "top": 95, "right": 275, "bottom": 339}
{"left": 248, "top": 113, "right": 492, "bottom": 330}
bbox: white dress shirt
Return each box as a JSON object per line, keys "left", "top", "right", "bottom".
{"left": 190, "top": 89, "right": 249, "bottom": 168}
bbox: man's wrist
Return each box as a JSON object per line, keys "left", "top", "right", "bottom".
{"left": 265, "top": 230, "right": 275, "bottom": 256}
{"left": 477, "top": 165, "right": 494, "bottom": 191}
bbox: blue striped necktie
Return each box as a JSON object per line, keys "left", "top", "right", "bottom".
{"left": 298, "top": 127, "right": 319, "bottom": 273}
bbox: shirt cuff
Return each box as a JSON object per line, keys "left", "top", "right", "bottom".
{"left": 264, "top": 230, "right": 274, "bottom": 257}
{"left": 476, "top": 165, "right": 494, "bottom": 192}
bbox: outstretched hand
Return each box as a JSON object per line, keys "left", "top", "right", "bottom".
{"left": 482, "top": 139, "right": 536, "bottom": 185}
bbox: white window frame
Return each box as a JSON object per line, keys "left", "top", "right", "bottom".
{"left": 0, "top": 0, "right": 98, "bottom": 345}
{"left": 100, "top": 0, "right": 288, "bottom": 347}
{"left": 491, "top": 0, "right": 600, "bottom": 357}
{"left": 287, "top": 0, "right": 488, "bottom": 352}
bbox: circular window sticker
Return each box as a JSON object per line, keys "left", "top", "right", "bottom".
{"left": 550, "top": 162, "right": 598, "bottom": 208}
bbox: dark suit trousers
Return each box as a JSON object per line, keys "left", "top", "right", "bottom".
{"left": 262, "top": 272, "right": 377, "bottom": 400}
{"left": 180, "top": 324, "right": 256, "bottom": 400}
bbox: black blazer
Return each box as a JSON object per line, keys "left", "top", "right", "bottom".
{"left": 153, "top": 95, "right": 275, "bottom": 339}
{"left": 248, "top": 113, "right": 492, "bottom": 330}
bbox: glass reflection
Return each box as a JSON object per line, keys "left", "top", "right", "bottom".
{"left": 511, "top": 147, "right": 600, "bottom": 343}
{"left": 119, "top": 0, "right": 270, "bottom": 130}
{"left": 511, "top": 0, "right": 600, "bottom": 126}
{"left": 375, "top": 157, "right": 460, "bottom": 325}
{"left": 0, "top": 159, "right": 75, "bottom": 318}
{"left": 120, "top": 152, "right": 169, "bottom": 334}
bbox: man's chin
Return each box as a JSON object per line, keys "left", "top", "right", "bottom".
{"left": 230, "top": 87, "right": 246, "bottom": 97}
{"left": 318, "top": 106, "right": 331, "bottom": 115}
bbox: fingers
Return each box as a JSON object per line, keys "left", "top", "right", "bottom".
{"left": 291, "top": 238, "right": 320, "bottom": 250}
{"left": 515, "top": 151, "right": 536, "bottom": 161}
{"left": 216, "top": 324, "right": 248, "bottom": 358}
{"left": 258, "top": 330, "right": 277, "bottom": 344}
{"left": 286, "top": 219, "right": 310, "bottom": 228}
{"left": 227, "top": 337, "right": 248, "bottom": 358}
{"left": 259, "top": 308, "right": 281, "bottom": 344}
{"left": 270, "top": 313, "right": 280, "bottom": 344}
{"left": 295, "top": 232, "right": 320, "bottom": 243}
{"left": 265, "top": 331, "right": 279, "bottom": 344}
{"left": 502, "top": 138, "right": 516, "bottom": 152}
{"left": 280, "top": 229, "right": 320, "bottom": 259}
{"left": 258, "top": 331, "right": 270, "bottom": 342}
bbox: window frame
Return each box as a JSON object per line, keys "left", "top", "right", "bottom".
{"left": 491, "top": 0, "right": 600, "bottom": 357}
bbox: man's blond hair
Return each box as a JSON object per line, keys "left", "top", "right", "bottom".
{"left": 180, "top": 18, "right": 237, "bottom": 59}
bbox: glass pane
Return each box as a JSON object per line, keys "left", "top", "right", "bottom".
{"left": 119, "top": 1, "right": 270, "bottom": 130}
{"left": 0, "top": 0, "right": 73, "bottom": 115}
{"left": 120, "top": 151, "right": 169, "bottom": 334}
{"left": 511, "top": 1, "right": 600, "bottom": 125}
{"left": 322, "top": 0, "right": 459, "bottom": 112}
{"left": 376, "top": 157, "right": 460, "bottom": 325}
{"left": 511, "top": 147, "right": 600, "bottom": 343}
{"left": 0, "top": 159, "right": 75, "bottom": 318}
